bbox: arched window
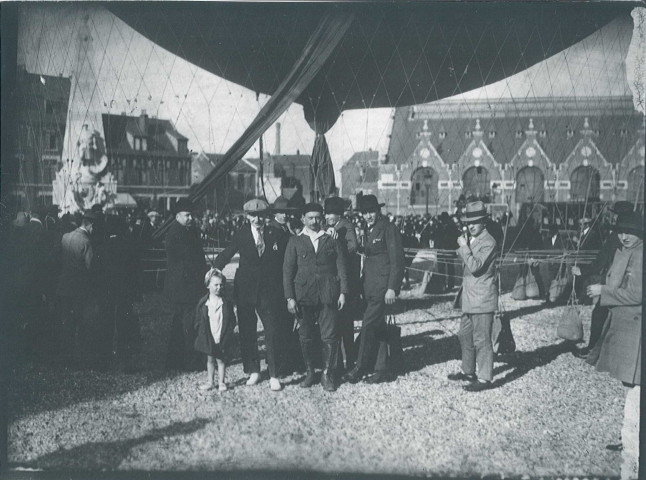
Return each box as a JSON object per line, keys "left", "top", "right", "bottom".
{"left": 570, "top": 166, "right": 600, "bottom": 202}
{"left": 462, "top": 166, "right": 490, "bottom": 201}
{"left": 515, "top": 166, "right": 544, "bottom": 204}
{"left": 410, "top": 167, "right": 438, "bottom": 205}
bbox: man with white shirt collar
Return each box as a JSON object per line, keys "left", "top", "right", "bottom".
{"left": 213, "top": 198, "right": 288, "bottom": 391}
{"left": 283, "top": 202, "right": 349, "bottom": 391}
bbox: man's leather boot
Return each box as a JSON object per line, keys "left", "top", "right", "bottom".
{"left": 299, "top": 340, "right": 316, "bottom": 388}
{"left": 321, "top": 341, "right": 339, "bottom": 392}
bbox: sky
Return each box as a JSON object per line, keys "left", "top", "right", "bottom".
{"left": 17, "top": 4, "right": 638, "bottom": 179}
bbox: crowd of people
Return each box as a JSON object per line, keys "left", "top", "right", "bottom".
{"left": 3, "top": 193, "right": 641, "bottom": 478}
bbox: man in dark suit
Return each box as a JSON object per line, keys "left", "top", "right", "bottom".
{"left": 574, "top": 216, "right": 603, "bottom": 304}
{"left": 343, "top": 195, "right": 405, "bottom": 384}
{"left": 283, "top": 202, "right": 349, "bottom": 391}
{"left": 268, "top": 197, "right": 304, "bottom": 376}
{"left": 56, "top": 210, "right": 99, "bottom": 365}
{"left": 324, "top": 196, "right": 359, "bottom": 372}
{"left": 213, "top": 199, "right": 288, "bottom": 391}
{"left": 164, "top": 198, "right": 208, "bottom": 371}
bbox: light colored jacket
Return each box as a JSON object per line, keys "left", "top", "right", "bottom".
{"left": 591, "top": 240, "right": 642, "bottom": 385}
{"left": 457, "top": 229, "right": 498, "bottom": 314}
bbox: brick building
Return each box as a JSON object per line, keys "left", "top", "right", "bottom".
{"left": 11, "top": 69, "right": 71, "bottom": 208}
{"left": 342, "top": 96, "right": 644, "bottom": 218}
{"left": 102, "top": 112, "right": 192, "bottom": 212}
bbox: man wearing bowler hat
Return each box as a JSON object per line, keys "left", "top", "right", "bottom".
{"left": 164, "top": 198, "right": 208, "bottom": 371}
{"left": 213, "top": 198, "right": 288, "bottom": 391}
{"left": 448, "top": 200, "right": 498, "bottom": 392}
{"left": 283, "top": 202, "right": 349, "bottom": 391}
{"left": 324, "top": 196, "right": 360, "bottom": 372}
{"left": 343, "top": 194, "right": 404, "bottom": 384}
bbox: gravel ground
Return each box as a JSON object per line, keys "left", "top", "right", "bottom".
{"left": 8, "top": 291, "right": 625, "bottom": 476}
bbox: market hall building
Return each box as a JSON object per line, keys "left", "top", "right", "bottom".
{"left": 341, "top": 96, "right": 645, "bottom": 220}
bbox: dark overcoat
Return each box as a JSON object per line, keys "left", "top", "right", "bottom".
{"left": 589, "top": 241, "right": 642, "bottom": 385}
{"left": 213, "top": 223, "right": 287, "bottom": 306}
{"left": 283, "top": 233, "right": 349, "bottom": 306}
{"left": 362, "top": 216, "right": 405, "bottom": 300}
{"left": 164, "top": 221, "right": 207, "bottom": 304}
{"left": 334, "top": 217, "right": 361, "bottom": 297}
{"left": 56, "top": 227, "right": 94, "bottom": 300}
{"left": 193, "top": 294, "right": 236, "bottom": 358}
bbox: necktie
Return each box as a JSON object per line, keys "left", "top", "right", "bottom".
{"left": 256, "top": 228, "right": 265, "bottom": 257}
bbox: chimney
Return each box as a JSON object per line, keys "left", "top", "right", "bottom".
{"left": 138, "top": 110, "right": 148, "bottom": 132}
{"left": 275, "top": 122, "right": 281, "bottom": 155}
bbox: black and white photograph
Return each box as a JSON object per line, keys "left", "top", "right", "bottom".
{"left": 1, "top": 1, "right": 644, "bottom": 478}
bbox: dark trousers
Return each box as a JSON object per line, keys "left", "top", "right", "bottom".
{"left": 459, "top": 313, "right": 494, "bottom": 382}
{"left": 588, "top": 303, "right": 609, "bottom": 350}
{"left": 237, "top": 298, "right": 281, "bottom": 378}
{"left": 275, "top": 304, "right": 304, "bottom": 374}
{"left": 337, "top": 301, "right": 356, "bottom": 369}
{"left": 106, "top": 301, "right": 141, "bottom": 358}
{"left": 355, "top": 296, "right": 387, "bottom": 373}
{"left": 167, "top": 302, "right": 203, "bottom": 371}
{"left": 298, "top": 303, "right": 339, "bottom": 344}
{"left": 58, "top": 295, "right": 109, "bottom": 367}
{"left": 438, "top": 251, "right": 456, "bottom": 291}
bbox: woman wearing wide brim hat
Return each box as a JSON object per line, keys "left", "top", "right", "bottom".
{"left": 585, "top": 210, "right": 642, "bottom": 479}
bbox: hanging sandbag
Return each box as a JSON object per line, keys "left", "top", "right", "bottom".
{"left": 525, "top": 265, "right": 541, "bottom": 299}
{"left": 557, "top": 286, "right": 584, "bottom": 342}
{"left": 549, "top": 256, "right": 571, "bottom": 303}
{"left": 512, "top": 263, "right": 527, "bottom": 300}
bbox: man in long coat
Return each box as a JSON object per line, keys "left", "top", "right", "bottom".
{"left": 324, "top": 196, "right": 360, "bottom": 372}
{"left": 343, "top": 195, "right": 405, "bottom": 384}
{"left": 283, "top": 202, "right": 349, "bottom": 391}
{"left": 164, "top": 198, "right": 207, "bottom": 371}
{"left": 448, "top": 201, "right": 499, "bottom": 392}
{"left": 56, "top": 210, "right": 99, "bottom": 365}
{"left": 213, "top": 199, "right": 287, "bottom": 391}
{"left": 586, "top": 210, "right": 642, "bottom": 480}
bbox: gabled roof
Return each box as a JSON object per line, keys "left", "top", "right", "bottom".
{"left": 342, "top": 150, "right": 379, "bottom": 168}
{"left": 102, "top": 113, "right": 188, "bottom": 156}
{"left": 18, "top": 69, "right": 71, "bottom": 102}
{"left": 387, "top": 96, "right": 643, "bottom": 168}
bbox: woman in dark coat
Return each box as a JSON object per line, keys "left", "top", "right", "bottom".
{"left": 586, "top": 211, "right": 642, "bottom": 480}
{"left": 194, "top": 268, "right": 236, "bottom": 392}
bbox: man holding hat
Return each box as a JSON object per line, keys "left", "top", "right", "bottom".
{"left": 324, "top": 196, "right": 360, "bottom": 372}
{"left": 164, "top": 198, "right": 208, "bottom": 371}
{"left": 343, "top": 194, "right": 404, "bottom": 385}
{"left": 585, "top": 210, "right": 642, "bottom": 479}
{"left": 448, "top": 200, "right": 498, "bottom": 392}
{"left": 283, "top": 202, "right": 349, "bottom": 391}
{"left": 213, "top": 198, "right": 287, "bottom": 391}
{"left": 56, "top": 210, "right": 99, "bottom": 365}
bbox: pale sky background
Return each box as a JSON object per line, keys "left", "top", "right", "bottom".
{"left": 17, "top": 4, "right": 637, "bottom": 181}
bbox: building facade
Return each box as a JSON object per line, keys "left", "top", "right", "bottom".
{"left": 102, "top": 112, "right": 192, "bottom": 212}
{"left": 342, "top": 96, "right": 644, "bottom": 218}
{"left": 192, "top": 152, "right": 258, "bottom": 213}
{"left": 11, "top": 69, "right": 71, "bottom": 209}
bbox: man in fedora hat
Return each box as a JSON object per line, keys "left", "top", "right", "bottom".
{"left": 164, "top": 198, "right": 208, "bottom": 371}
{"left": 343, "top": 194, "right": 404, "bottom": 384}
{"left": 56, "top": 210, "right": 100, "bottom": 365}
{"left": 585, "top": 210, "right": 642, "bottom": 478}
{"left": 283, "top": 202, "right": 349, "bottom": 391}
{"left": 324, "top": 196, "right": 359, "bottom": 373}
{"left": 448, "top": 200, "right": 498, "bottom": 392}
{"left": 269, "top": 196, "right": 297, "bottom": 236}
{"left": 213, "top": 198, "right": 288, "bottom": 391}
